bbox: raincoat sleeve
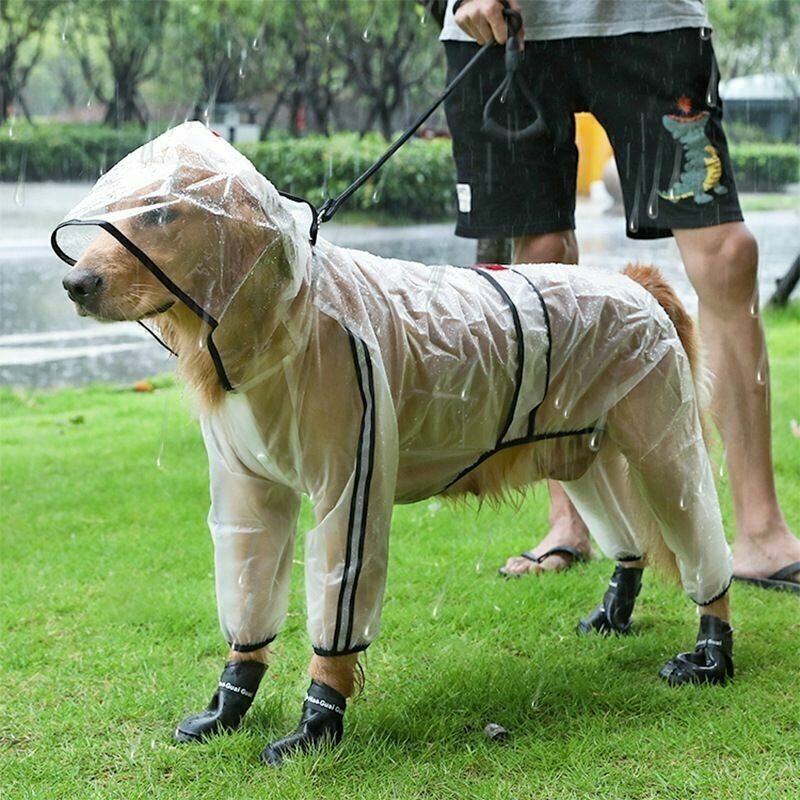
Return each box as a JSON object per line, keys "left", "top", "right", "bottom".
{"left": 201, "top": 417, "right": 301, "bottom": 652}
{"left": 303, "top": 336, "right": 399, "bottom": 656}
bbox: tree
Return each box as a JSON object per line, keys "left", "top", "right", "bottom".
{"left": 65, "top": 0, "right": 167, "bottom": 126}
{"left": 707, "top": 0, "right": 800, "bottom": 79}
{"left": 0, "top": 0, "right": 62, "bottom": 123}
{"left": 324, "top": 0, "right": 443, "bottom": 138}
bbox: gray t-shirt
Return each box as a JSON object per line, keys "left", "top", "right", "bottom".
{"left": 440, "top": 0, "right": 710, "bottom": 41}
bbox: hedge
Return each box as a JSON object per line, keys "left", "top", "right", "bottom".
{"left": 238, "top": 134, "right": 456, "bottom": 219}
{"left": 1, "top": 123, "right": 797, "bottom": 219}
{"left": 0, "top": 122, "right": 150, "bottom": 182}
{"left": 728, "top": 143, "right": 800, "bottom": 192}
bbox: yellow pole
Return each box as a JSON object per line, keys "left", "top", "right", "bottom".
{"left": 575, "top": 113, "right": 614, "bottom": 196}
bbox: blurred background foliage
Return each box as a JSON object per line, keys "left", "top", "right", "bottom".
{"left": 1, "top": 1, "right": 797, "bottom": 200}
{"left": 2, "top": 0, "right": 796, "bottom": 133}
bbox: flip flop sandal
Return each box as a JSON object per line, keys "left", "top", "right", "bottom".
{"left": 732, "top": 561, "right": 800, "bottom": 594}
{"left": 498, "top": 545, "right": 588, "bottom": 578}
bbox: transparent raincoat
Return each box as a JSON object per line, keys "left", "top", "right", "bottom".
{"left": 52, "top": 123, "right": 731, "bottom": 656}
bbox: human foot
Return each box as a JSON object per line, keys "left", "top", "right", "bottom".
{"left": 732, "top": 522, "right": 800, "bottom": 593}
{"left": 499, "top": 529, "right": 591, "bottom": 577}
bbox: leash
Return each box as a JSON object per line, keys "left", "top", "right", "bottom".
{"left": 299, "top": 0, "right": 547, "bottom": 240}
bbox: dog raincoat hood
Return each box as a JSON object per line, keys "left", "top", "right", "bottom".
{"left": 51, "top": 121, "right": 313, "bottom": 390}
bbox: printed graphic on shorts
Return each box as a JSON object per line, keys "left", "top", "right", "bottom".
{"left": 659, "top": 97, "right": 727, "bottom": 205}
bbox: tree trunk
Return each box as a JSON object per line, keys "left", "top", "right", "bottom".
{"left": 768, "top": 253, "right": 800, "bottom": 307}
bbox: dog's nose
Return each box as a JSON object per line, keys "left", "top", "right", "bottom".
{"left": 63, "top": 269, "right": 103, "bottom": 300}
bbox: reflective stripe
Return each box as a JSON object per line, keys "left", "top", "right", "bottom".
{"left": 333, "top": 335, "right": 377, "bottom": 653}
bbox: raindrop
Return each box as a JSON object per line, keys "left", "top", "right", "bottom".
{"left": 325, "top": 25, "right": 334, "bottom": 44}
{"left": 667, "top": 143, "right": 683, "bottom": 193}
{"left": 238, "top": 65, "right": 246, "bottom": 79}
{"left": 700, "top": 27, "right": 712, "bottom": 40}
{"left": 252, "top": 36, "right": 260, "bottom": 50}
{"left": 7, "top": 123, "right": 13, "bottom": 140}
{"left": 706, "top": 59, "right": 718, "bottom": 108}
{"left": 646, "top": 194, "right": 658, "bottom": 220}
{"left": 749, "top": 288, "right": 759, "bottom": 317}
{"left": 14, "top": 180, "right": 25, "bottom": 208}
{"left": 628, "top": 175, "right": 641, "bottom": 234}
{"left": 679, "top": 494, "right": 689, "bottom": 511}
{"left": 475, "top": 560, "right": 482, "bottom": 573}
{"left": 362, "top": 27, "right": 371, "bottom": 42}
{"left": 755, "top": 345, "right": 768, "bottom": 386}
{"left": 553, "top": 394, "right": 563, "bottom": 410}
{"left": 86, "top": 95, "right": 93, "bottom": 109}
{"left": 156, "top": 440, "right": 165, "bottom": 470}
{"left": 588, "top": 429, "right": 602, "bottom": 452}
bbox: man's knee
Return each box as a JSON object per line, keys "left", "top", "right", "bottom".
{"left": 514, "top": 230, "right": 579, "bottom": 265}
{"left": 678, "top": 224, "right": 759, "bottom": 310}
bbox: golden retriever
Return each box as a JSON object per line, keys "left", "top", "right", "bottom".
{"left": 54, "top": 123, "right": 734, "bottom": 766}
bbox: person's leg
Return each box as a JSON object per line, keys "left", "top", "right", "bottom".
{"left": 500, "top": 230, "right": 594, "bottom": 576}
{"left": 578, "top": 26, "right": 798, "bottom": 589}
{"left": 674, "top": 222, "right": 800, "bottom": 585}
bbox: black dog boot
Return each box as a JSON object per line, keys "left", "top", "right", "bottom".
{"left": 660, "top": 614, "right": 734, "bottom": 686}
{"left": 578, "top": 564, "right": 643, "bottom": 635}
{"left": 261, "top": 680, "right": 346, "bottom": 767}
{"left": 174, "top": 660, "right": 266, "bottom": 743}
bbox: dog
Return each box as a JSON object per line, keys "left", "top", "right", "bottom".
{"left": 54, "top": 123, "right": 734, "bottom": 766}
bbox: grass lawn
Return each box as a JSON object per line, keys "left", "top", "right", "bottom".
{"left": 1, "top": 305, "right": 798, "bottom": 800}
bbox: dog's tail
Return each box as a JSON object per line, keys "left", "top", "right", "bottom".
{"left": 622, "top": 263, "right": 713, "bottom": 580}
{"left": 623, "top": 263, "right": 712, "bottom": 425}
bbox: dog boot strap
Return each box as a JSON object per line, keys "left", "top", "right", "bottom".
{"left": 578, "top": 565, "right": 643, "bottom": 635}
{"left": 262, "top": 680, "right": 346, "bottom": 766}
{"left": 174, "top": 660, "right": 266, "bottom": 743}
{"left": 660, "top": 615, "right": 734, "bottom": 686}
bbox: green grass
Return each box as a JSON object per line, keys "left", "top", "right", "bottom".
{"left": 1, "top": 307, "right": 799, "bottom": 800}
{"left": 739, "top": 192, "right": 800, "bottom": 213}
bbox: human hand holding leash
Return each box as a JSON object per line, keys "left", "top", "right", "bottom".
{"left": 454, "top": 0, "right": 525, "bottom": 46}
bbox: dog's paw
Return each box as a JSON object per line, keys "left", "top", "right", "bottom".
{"left": 577, "top": 565, "right": 642, "bottom": 635}
{"left": 174, "top": 660, "right": 266, "bottom": 743}
{"left": 577, "top": 603, "right": 634, "bottom": 635}
{"left": 261, "top": 680, "right": 345, "bottom": 766}
{"left": 660, "top": 614, "right": 734, "bottom": 686}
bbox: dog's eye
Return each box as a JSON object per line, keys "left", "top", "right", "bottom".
{"left": 140, "top": 206, "right": 179, "bottom": 227}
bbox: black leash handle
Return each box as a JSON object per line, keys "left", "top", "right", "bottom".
{"left": 481, "top": 1, "right": 549, "bottom": 142}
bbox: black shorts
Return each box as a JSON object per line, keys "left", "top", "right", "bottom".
{"left": 443, "top": 28, "right": 744, "bottom": 240}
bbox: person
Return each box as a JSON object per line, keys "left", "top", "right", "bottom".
{"left": 440, "top": 0, "right": 800, "bottom": 592}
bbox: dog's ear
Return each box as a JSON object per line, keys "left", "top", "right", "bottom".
{"left": 207, "top": 233, "right": 298, "bottom": 390}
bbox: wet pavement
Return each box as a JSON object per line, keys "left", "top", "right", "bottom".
{"left": 1, "top": 181, "right": 798, "bottom": 388}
